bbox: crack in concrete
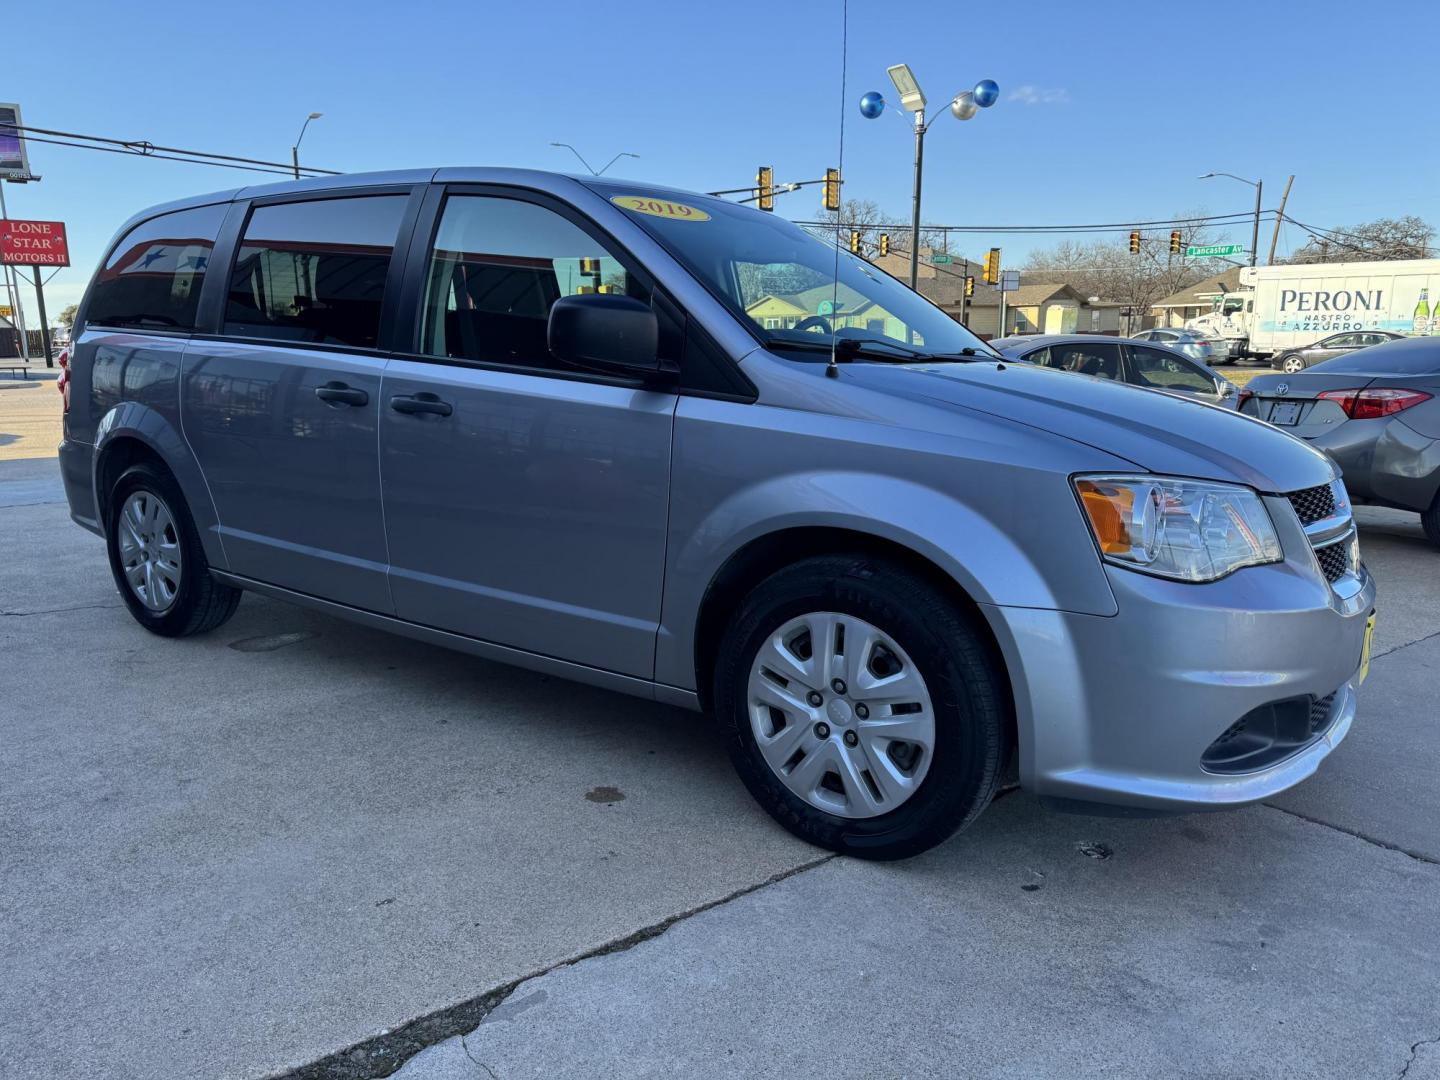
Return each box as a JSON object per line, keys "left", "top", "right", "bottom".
{"left": 266, "top": 852, "right": 835, "bottom": 1080}
{"left": 1264, "top": 803, "right": 1440, "bottom": 867}
{"left": 459, "top": 1033, "right": 499, "bottom": 1080}
{"left": 0, "top": 601, "right": 120, "bottom": 618}
{"left": 1397, "top": 1032, "right": 1440, "bottom": 1079}
{"left": 1374, "top": 626, "right": 1440, "bottom": 662}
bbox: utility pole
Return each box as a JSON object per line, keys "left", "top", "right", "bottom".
{"left": 1267, "top": 175, "right": 1295, "bottom": 266}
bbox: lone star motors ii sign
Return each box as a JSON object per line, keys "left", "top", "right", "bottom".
{"left": 0, "top": 219, "right": 69, "bottom": 266}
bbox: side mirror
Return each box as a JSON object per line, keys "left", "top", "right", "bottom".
{"left": 548, "top": 294, "right": 659, "bottom": 375}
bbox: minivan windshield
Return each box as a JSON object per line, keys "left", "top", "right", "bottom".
{"left": 589, "top": 181, "right": 997, "bottom": 361}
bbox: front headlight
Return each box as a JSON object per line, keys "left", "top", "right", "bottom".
{"left": 1073, "top": 475, "right": 1282, "bottom": 582}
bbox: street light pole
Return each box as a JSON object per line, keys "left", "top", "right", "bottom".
{"left": 1250, "top": 178, "right": 1263, "bottom": 269}
{"left": 1200, "top": 171, "right": 1263, "bottom": 267}
{"left": 292, "top": 112, "right": 323, "bottom": 180}
{"left": 909, "top": 111, "right": 925, "bottom": 290}
{"left": 860, "top": 70, "right": 998, "bottom": 293}
{"left": 550, "top": 143, "right": 639, "bottom": 177}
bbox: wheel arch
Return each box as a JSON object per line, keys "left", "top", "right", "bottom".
{"left": 690, "top": 525, "right": 1014, "bottom": 740}
{"left": 92, "top": 403, "right": 228, "bottom": 570}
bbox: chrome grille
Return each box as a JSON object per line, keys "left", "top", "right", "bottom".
{"left": 1316, "top": 541, "right": 1349, "bottom": 583}
{"left": 1287, "top": 483, "right": 1336, "bottom": 526}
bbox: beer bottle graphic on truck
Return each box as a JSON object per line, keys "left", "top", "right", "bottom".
{"left": 1415, "top": 288, "right": 1437, "bottom": 335}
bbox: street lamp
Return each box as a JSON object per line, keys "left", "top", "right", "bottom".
{"left": 550, "top": 143, "right": 639, "bottom": 177}
{"left": 860, "top": 66, "right": 999, "bottom": 289}
{"left": 292, "top": 112, "right": 323, "bottom": 180}
{"left": 1199, "top": 171, "right": 1263, "bottom": 267}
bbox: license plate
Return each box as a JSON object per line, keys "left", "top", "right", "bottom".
{"left": 1358, "top": 612, "right": 1377, "bottom": 685}
{"left": 1269, "top": 401, "right": 1303, "bottom": 426}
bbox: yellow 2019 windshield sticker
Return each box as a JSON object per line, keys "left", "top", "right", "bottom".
{"left": 611, "top": 195, "right": 711, "bottom": 222}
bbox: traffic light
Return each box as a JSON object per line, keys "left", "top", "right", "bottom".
{"left": 983, "top": 247, "right": 1001, "bottom": 285}
{"left": 756, "top": 166, "right": 774, "bottom": 212}
{"left": 1170, "top": 230, "right": 1183, "bottom": 254}
{"left": 879, "top": 233, "right": 890, "bottom": 257}
{"left": 1129, "top": 231, "right": 1141, "bottom": 255}
{"left": 849, "top": 230, "right": 861, "bottom": 254}
{"left": 965, "top": 275, "right": 975, "bottom": 298}
{"left": 823, "top": 168, "right": 841, "bottom": 212}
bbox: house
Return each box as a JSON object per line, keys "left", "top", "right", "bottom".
{"left": 1150, "top": 267, "right": 1245, "bottom": 328}
{"left": 744, "top": 282, "right": 908, "bottom": 340}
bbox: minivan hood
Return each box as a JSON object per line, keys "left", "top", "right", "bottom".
{"left": 846, "top": 359, "right": 1335, "bottom": 493}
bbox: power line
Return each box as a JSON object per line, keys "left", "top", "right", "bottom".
{"left": 796, "top": 209, "right": 1269, "bottom": 237}
{"left": 8, "top": 123, "right": 340, "bottom": 178}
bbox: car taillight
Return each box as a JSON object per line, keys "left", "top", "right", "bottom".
{"left": 56, "top": 347, "right": 70, "bottom": 413}
{"left": 1318, "top": 387, "right": 1432, "bottom": 420}
{"left": 1236, "top": 390, "right": 1253, "bottom": 411}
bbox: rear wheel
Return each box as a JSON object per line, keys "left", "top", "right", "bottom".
{"left": 1280, "top": 354, "right": 1306, "bottom": 374}
{"left": 715, "top": 554, "right": 1011, "bottom": 860}
{"left": 1422, "top": 493, "right": 1440, "bottom": 550}
{"left": 106, "top": 462, "right": 241, "bottom": 637}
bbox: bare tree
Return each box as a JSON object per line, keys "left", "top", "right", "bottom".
{"left": 1022, "top": 212, "right": 1235, "bottom": 313}
{"left": 1286, "top": 215, "right": 1434, "bottom": 264}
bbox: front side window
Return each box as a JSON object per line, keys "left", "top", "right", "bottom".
{"left": 224, "top": 195, "right": 407, "bottom": 348}
{"left": 588, "top": 180, "right": 995, "bottom": 360}
{"left": 418, "top": 195, "right": 647, "bottom": 370}
{"left": 86, "top": 203, "right": 227, "bottom": 331}
{"left": 1129, "top": 346, "right": 1214, "bottom": 394}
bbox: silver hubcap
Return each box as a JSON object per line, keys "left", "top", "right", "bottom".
{"left": 1283, "top": 358, "right": 1303, "bottom": 373}
{"left": 117, "top": 490, "right": 182, "bottom": 613}
{"left": 747, "top": 611, "right": 936, "bottom": 819}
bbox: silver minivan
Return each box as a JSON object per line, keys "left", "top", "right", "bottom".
{"left": 60, "top": 170, "right": 1377, "bottom": 859}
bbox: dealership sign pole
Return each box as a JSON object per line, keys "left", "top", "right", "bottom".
{"left": 0, "top": 219, "right": 69, "bottom": 367}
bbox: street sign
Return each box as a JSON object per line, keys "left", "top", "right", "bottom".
{"left": 1185, "top": 243, "right": 1244, "bottom": 259}
{"left": 1000, "top": 269, "right": 1020, "bottom": 291}
{"left": 930, "top": 254, "right": 953, "bottom": 264}
{"left": 0, "top": 219, "right": 69, "bottom": 266}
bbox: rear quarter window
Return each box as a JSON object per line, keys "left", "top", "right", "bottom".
{"left": 85, "top": 203, "right": 228, "bottom": 332}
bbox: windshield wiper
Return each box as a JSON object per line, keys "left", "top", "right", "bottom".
{"left": 775, "top": 337, "right": 933, "bottom": 364}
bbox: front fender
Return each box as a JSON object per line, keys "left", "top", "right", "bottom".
{"left": 94, "top": 401, "right": 229, "bottom": 570}
{"left": 655, "top": 468, "right": 1117, "bottom": 691}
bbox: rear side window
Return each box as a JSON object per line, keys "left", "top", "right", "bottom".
{"left": 86, "top": 204, "right": 227, "bottom": 331}
{"left": 224, "top": 195, "right": 406, "bottom": 348}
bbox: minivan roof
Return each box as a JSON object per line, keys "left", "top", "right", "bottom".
{"left": 133, "top": 167, "right": 723, "bottom": 218}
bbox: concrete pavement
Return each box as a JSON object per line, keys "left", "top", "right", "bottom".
{"left": 3, "top": 444, "right": 1438, "bottom": 1080}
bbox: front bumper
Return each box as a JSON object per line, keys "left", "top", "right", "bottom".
{"left": 981, "top": 521, "right": 1376, "bottom": 814}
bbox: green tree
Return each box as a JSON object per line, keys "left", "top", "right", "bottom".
{"left": 57, "top": 303, "right": 79, "bottom": 328}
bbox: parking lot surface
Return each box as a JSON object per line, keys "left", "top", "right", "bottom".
{"left": 4, "top": 435, "right": 1438, "bottom": 1079}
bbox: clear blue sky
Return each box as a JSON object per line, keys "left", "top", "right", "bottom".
{"left": 4, "top": 0, "right": 1436, "bottom": 318}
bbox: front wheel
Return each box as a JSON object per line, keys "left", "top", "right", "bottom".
{"left": 1280, "top": 354, "right": 1307, "bottom": 374}
{"left": 715, "top": 555, "right": 1012, "bottom": 860}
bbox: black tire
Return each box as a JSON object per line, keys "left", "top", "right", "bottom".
{"left": 1422, "top": 493, "right": 1440, "bottom": 550}
{"left": 714, "top": 554, "right": 1012, "bottom": 860}
{"left": 106, "top": 462, "right": 242, "bottom": 637}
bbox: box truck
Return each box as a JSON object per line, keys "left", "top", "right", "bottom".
{"left": 1200, "top": 259, "right": 1440, "bottom": 362}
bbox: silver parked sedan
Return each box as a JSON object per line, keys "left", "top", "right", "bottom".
{"left": 993, "top": 333, "right": 1239, "bottom": 408}
{"left": 1131, "top": 327, "right": 1221, "bottom": 364}
{"left": 1242, "top": 336, "right": 1440, "bottom": 546}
